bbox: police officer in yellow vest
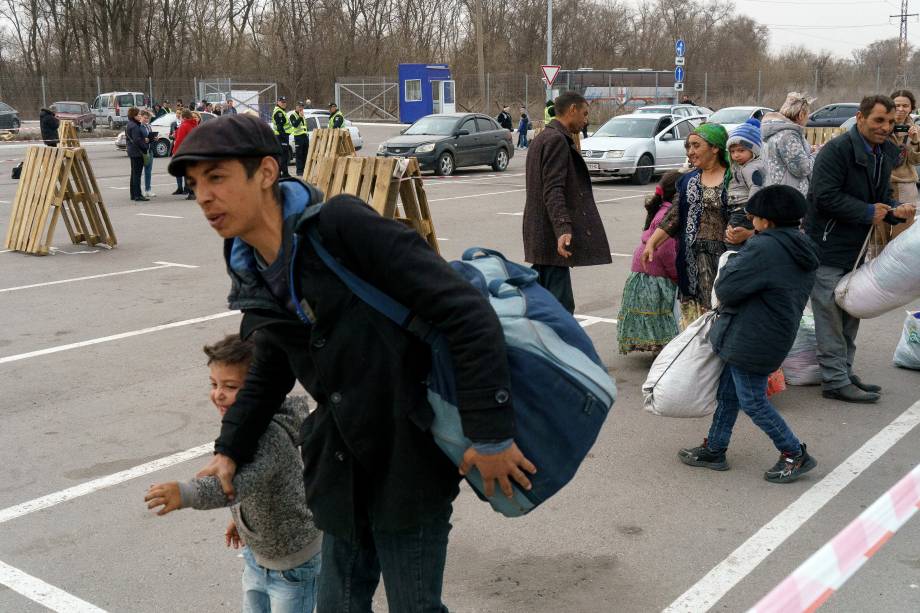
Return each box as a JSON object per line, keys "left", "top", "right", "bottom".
{"left": 289, "top": 101, "right": 309, "bottom": 177}
{"left": 328, "top": 103, "right": 345, "bottom": 129}
{"left": 272, "top": 96, "right": 291, "bottom": 177}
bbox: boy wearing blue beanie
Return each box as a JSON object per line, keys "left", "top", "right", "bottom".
{"left": 724, "top": 118, "right": 766, "bottom": 246}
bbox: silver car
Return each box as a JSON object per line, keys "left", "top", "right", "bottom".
{"left": 635, "top": 104, "right": 712, "bottom": 119}
{"left": 580, "top": 113, "right": 703, "bottom": 184}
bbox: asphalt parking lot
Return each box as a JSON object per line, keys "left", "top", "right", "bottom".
{"left": 0, "top": 124, "right": 919, "bottom": 612}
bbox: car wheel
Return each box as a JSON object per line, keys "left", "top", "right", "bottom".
{"left": 10, "top": 118, "right": 19, "bottom": 133}
{"left": 435, "top": 151, "right": 455, "bottom": 176}
{"left": 154, "top": 139, "right": 171, "bottom": 158}
{"left": 631, "top": 154, "right": 654, "bottom": 185}
{"left": 492, "top": 148, "right": 509, "bottom": 172}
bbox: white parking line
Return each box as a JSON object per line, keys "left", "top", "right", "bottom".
{"left": 576, "top": 315, "right": 618, "bottom": 327}
{"left": 0, "top": 443, "right": 214, "bottom": 525}
{"left": 496, "top": 212, "right": 523, "bottom": 216}
{"left": 611, "top": 252, "right": 632, "bottom": 258}
{"left": 0, "top": 559, "right": 107, "bottom": 612}
{"left": 663, "top": 398, "right": 920, "bottom": 613}
{"left": 0, "top": 311, "right": 239, "bottom": 365}
{"left": 597, "top": 194, "right": 645, "bottom": 203}
{"left": 428, "top": 189, "right": 525, "bottom": 203}
{"left": 0, "top": 261, "right": 197, "bottom": 293}
{"left": 136, "top": 213, "right": 184, "bottom": 219}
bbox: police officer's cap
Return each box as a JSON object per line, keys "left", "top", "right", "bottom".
{"left": 278, "top": 96, "right": 287, "bottom": 102}
{"left": 167, "top": 114, "right": 282, "bottom": 177}
{"left": 297, "top": 101, "right": 304, "bottom": 107}
{"left": 329, "top": 102, "right": 337, "bottom": 107}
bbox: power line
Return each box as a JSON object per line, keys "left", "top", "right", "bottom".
{"left": 892, "top": 0, "right": 918, "bottom": 86}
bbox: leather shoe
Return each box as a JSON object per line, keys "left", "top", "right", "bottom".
{"left": 822, "top": 384, "right": 880, "bottom": 404}
{"left": 850, "top": 375, "right": 881, "bottom": 394}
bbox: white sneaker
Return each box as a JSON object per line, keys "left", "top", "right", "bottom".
{"left": 147, "top": 191, "right": 156, "bottom": 198}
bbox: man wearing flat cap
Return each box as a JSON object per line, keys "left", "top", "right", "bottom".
{"left": 169, "top": 114, "right": 534, "bottom": 611}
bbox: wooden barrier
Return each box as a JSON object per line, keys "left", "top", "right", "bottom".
{"left": 4, "top": 146, "right": 115, "bottom": 255}
{"left": 303, "top": 128, "right": 355, "bottom": 184}
{"left": 804, "top": 127, "right": 845, "bottom": 146}
{"left": 58, "top": 120, "right": 80, "bottom": 147}
{"left": 311, "top": 156, "right": 440, "bottom": 254}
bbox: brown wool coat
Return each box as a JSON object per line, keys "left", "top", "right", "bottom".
{"left": 523, "top": 120, "right": 612, "bottom": 267}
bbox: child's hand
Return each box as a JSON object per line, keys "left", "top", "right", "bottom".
{"left": 145, "top": 482, "right": 182, "bottom": 516}
{"left": 225, "top": 520, "right": 243, "bottom": 549}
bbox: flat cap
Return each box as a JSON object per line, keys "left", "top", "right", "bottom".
{"left": 167, "top": 114, "right": 281, "bottom": 177}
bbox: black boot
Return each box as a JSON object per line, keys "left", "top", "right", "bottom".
{"left": 822, "top": 384, "right": 880, "bottom": 404}
{"left": 764, "top": 443, "right": 817, "bottom": 483}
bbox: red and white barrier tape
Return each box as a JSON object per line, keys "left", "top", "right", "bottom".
{"left": 748, "top": 462, "right": 920, "bottom": 612}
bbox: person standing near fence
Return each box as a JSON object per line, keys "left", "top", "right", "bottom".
{"left": 328, "top": 103, "right": 344, "bottom": 129}
{"left": 289, "top": 101, "right": 309, "bottom": 178}
{"left": 40, "top": 107, "right": 59, "bottom": 147}
{"left": 271, "top": 96, "right": 291, "bottom": 178}
{"left": 225, "top": 99, "right": 237, "bottom": 115}
{"left": 140, "top": 109, "right": 156, "bottom": 198}
{"left": 125, "top": 107, "right": 149, "bottom": 202}
{"left": 517, "top": 108, "right": 530, "bottom": 149}
{"left": 805, "top": 95, "right": 915, "bottom": 403}
{"left": 172, "top": 109, "right": 199, "bottom": 200}
{"left": 523, "top": 91, "right": 612, "bottom": 313}
{"left": 497, "top": 105, "right": 513, "bottom": 131}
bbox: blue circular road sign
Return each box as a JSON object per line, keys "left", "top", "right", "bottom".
{"left": 675, "top": 66, "right": 685, "bottom": 82}
{"left": 676, "top": 39, "right": 686, "bottom": 57}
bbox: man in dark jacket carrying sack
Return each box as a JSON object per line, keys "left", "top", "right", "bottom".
{"left": 805, "top": 95, "right": 916, "bottom": 403}
{"left": 523, "top": 91, "right": 611, "bottom": 313}
{"left": 679, "top": 185, "right": 819, "bottom": 483}
{"left": 169, "top": 113, "right": 536, "bottom": 613}
{"left": 39, "top": 107, "right": 60, "bottom": 147}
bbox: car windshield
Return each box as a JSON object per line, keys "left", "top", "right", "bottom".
{"left": 594, "top": 117, "right": 660, "bottom": 138}
{"left": 404, "top": 117, "right": 458, "bottom": 135}
{"left": 55, "top": 103, "right": 83, "bottom": 114}
{"left": 708, "top": 108, "right": 754, "bottom": 124}
{"left": 117, "top": 95, "right": 134, "bottom": 106}
{"left": 635, "top": 107, "right": 668, "bottom": 114}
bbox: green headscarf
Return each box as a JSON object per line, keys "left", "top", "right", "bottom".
{"left": 692, "top": 122, "right": 731, "bottom": 183}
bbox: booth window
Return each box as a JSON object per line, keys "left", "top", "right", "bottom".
{"left": 405, "top": 80, "right": 422, "bottom": 102}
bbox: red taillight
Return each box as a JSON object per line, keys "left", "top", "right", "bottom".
{"left": 115, "top": 104, "right": 120, "bottom": 115}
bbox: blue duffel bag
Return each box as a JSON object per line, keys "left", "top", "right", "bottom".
{"left": 307, "top": 227, "right": 616, "bottom": 517}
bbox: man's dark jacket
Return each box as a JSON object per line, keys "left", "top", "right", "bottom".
{"left": 708, "top": 228, "right": 820, "bottom": 375}
{"left": 523, "top": 119, "right": 612, "bottom": 267}
{"left": 125, "top": 117, "right": 149, "bottom": 158}
{"left": 805, "top": 125, "right": 898, "bottom": 269}
{"left": 39, "top": 109, "right": 59, "bottom": 146}
{"left": 497, "top": 110, "right": 513, "bottom": 131}
{"left": 217, "top": 180, "right": 514, "bottom": 542}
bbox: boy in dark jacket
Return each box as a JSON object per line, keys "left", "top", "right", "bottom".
{"left": 679, "top": 185, "right": 819, "bottom": 483}
{"left": 168, "top": 114, "right": 533, "bottom": 612}
{"left": 39, "top": 108, "right": 60, "bottom": 147}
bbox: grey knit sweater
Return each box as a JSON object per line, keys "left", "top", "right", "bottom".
{"left": 178, "top": 396, "right": 321, "bottom": 570}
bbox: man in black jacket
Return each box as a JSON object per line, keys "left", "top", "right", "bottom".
{"left": 169, "top": 114, "right": 534, "bottom": 612}
{"left": 39, "top": 108, "right": 60, "bottom": 147}
{"left": 497, "top": 105, "right": 513, "bottom": 131}
{"left": 805, "top": 95, "right": 916, "bottom": 403}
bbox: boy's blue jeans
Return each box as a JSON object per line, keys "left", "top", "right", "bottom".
{"left": 242, "top": 546, "right": 321, "bottom": 613}
{"left": 707, "top": 363, "right": 800, "bottom": 454}
{"left": 316, "top": 503, "right": 452, "bottom": 613}
{"left": 143, "top": 155, "right": 153, "bottom": 192}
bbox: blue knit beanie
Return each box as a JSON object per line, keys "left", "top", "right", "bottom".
{"left": 726, "top": 118, "right": 762, "bottom": 157}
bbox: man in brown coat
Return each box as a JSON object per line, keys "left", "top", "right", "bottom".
{"left": 523, "top": 91, "right": 611, "bottom": 313}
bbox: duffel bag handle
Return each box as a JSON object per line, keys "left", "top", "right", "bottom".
{"left": 462, "top": 247, "right": 508, "bottom": 261}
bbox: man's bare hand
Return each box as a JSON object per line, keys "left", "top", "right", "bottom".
{"left": 892, "top": 203, "right": 916, "bottom": 220}
{"left": 872, "top": 203, "right": 890, "bottom": 225}
{"left": 225, "top": 520, "right": 242, "bottom": 549}
{"left": 459, "top": 443, "right": 537, "bottom": 499}
{"left": 557, "top": 234, "right": 573, "bottom": 258}
{"left": 145, "top": 482, "right": 182, "bottom": 516}
{"left": 725, "top": 226, "right": 755, "bottom": 245}
{"left": 196, "top": 453, "right": 237, "bottom": 500}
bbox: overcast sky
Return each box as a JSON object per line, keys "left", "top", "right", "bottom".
{"left": 628, "top": 0, "right": 910, "bottom": 59}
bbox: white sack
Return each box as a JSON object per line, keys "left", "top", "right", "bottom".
{"left": 893, "top": 311, "right": 920, "bottom": 370}
{"left": 782, "top": 309, "right": 822, "bottom": 386}
{"left": 643, "top": 311, "right": 722, "bottom": 417}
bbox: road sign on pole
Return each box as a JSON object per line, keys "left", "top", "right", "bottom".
{"left": 541, "top": 65, "right": 561, "bottom": 87}
{"left": 675, "top": 66, "right": 685, "bottom": 83}
{"left": 674, "top": 82, "right": 685, "bottom": 92}
{"left": 676, "top": 39, "right": 686, "bottom": 57}
{"left": 675, "top": 56, "right": 685, "bottom": 67}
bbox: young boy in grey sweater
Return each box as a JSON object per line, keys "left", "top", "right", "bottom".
{"left": 145, "top": 334, "right": 321, "bottom": 612}
{"left": 725, "top": 118, "right": 766, "bottom": 247}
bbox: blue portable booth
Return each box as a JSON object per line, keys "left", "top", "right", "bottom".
{"left": 398, "top": 64, "right": 456, "bottom": 124}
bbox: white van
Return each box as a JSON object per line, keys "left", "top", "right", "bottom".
{"left": 91, "top": 92, "right": 148, "bottom": 129}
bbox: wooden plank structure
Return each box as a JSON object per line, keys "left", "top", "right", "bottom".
{"left": 58, "top": 120, "right": 80, "bottom": 147}
{"left": 311, "top": 155, "right": 440, "bottom": 254}
{"left": 804, "top": 127, "right": 845, "bottom": 146}
{"left": 4, "top": 146, "right": 115, "bottom": 255}
{"left": 303, "top": 128, "right": 355, "bottom": 184}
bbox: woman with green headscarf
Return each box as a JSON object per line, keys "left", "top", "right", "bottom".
{"left": 641, "top": 123, "right": 731, "bottom": 326}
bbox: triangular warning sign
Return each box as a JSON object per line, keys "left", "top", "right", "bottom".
{"left": 541, "top": 65, "right": 561, "bottom": 87}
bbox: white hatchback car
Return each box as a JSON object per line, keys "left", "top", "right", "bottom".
{"left": 580, "top": 113, "right": 704, "bottom": 184}
{"left": 274, "top": 109, "right": 364, "bottom": 163}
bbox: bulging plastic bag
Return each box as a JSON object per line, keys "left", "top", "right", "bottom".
{"left": 782, "top": 309, "right": 822, "bottom": 386}
{"left": 893, "top": 310, "right": 920, "bottom": 370}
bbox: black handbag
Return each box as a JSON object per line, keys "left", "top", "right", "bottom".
{"left": 11, "top": 161, "right": 22, "bottom": 180}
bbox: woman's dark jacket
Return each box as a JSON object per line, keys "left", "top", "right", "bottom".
{"left": 217, "top": 180, "right": 514, "bottom": 542}
{"left": 708, "top": 227, "right": 820, "bottom": 375}
{"left": 125, "top": 117, "right": 149, "bottom": 158}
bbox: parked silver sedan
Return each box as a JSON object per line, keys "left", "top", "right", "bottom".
{"left": 580, "top": 113, "right": 704, "bottom": 184}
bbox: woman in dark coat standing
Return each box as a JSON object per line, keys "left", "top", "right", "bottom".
{"left": 39, "top": 108, "right": 60, "bottom": 147}
{"left": 523, "top": 92, "right": 612, "bottom": 313}
{"left": 125, "top": 107, "right": 149, "bottom": 202}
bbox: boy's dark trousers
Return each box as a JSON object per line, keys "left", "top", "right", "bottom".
{"left": 294, "top": 134, "right": 309, "bottom": 177}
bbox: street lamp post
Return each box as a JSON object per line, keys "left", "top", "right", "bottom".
{"left": 546, "top": 0, "right": 553, "bottom": 101}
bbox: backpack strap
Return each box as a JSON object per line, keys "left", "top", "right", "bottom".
{"left": 303, "top": 215, "right": 437, "bottom": 342}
